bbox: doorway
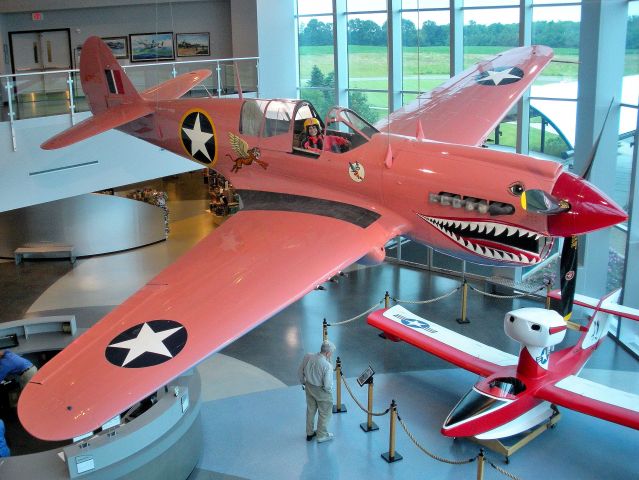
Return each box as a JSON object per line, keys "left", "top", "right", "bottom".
{"left": 8, "top": 28, "right": 72, "bottom": 101}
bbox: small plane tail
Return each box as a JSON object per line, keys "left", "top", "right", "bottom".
{"left": 42, "top": 36, "right": 213, "bottom": 150}
{"left": 81, "top": 36, "right": 142, "bottom": 115}
{"left": 41, "top": 36, "right": 151, "bottom": 149}
{"left": 577, "top": 289, "right": 623, "bottom": 350}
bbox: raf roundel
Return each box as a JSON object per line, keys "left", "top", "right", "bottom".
{"left": 476, "top": 66, "right": 524, "bottom": 86}
{"left": 180, "top": 109, "right": 217, "bottom": 165}
{"left": 106, "top": 320, "right": 188, "bottom": 368}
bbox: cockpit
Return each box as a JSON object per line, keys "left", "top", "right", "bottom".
{"left": 239, "top": 99, "right": 378, "bottom": 156}
{"left": 443, "top": 377, "right": 526, "bottom": 429}
{"left": 443, "top": 388, "right": 510, "bottom": 429}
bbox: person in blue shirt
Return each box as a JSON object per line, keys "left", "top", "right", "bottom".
{"left": 0, "top": 419, "right": 9, "bottom": 457}
{"left": 0, "top": 350, "right": 37, "bottom": 390}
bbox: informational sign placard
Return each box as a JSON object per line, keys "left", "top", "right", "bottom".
{"left": 357, "top": 365, "right": 375, "bottom": 387}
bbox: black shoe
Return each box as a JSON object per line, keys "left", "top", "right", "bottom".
{"left": 306, "top": 432, "right": 316, "bottom": 441}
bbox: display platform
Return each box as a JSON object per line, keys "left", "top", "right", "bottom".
{"left": 195, "top": 370, "right": 638, "bottom": 480}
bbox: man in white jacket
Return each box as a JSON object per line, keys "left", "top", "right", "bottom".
{"left": 298, "top": 341, "right": 336, "bottom": 443}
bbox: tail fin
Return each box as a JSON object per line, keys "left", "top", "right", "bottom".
{"left": 578, "top": 289, "right": 622, "bottom": 350}
{"left": 80, "top": 36, "right": 142, "bottom": 114}
{"left": 42, "top": 36, "right": 212, "bottom": 150}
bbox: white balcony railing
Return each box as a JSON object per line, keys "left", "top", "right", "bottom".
{"left": 1, "top": 56, "right": 259, "bottom": 151}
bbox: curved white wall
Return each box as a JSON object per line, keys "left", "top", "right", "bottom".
{"left": 0, "top": 193, "right": 166, "bottom": 256}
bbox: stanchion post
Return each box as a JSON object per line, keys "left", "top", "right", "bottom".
{"left": 384, "top": 291, "right": 390, "bottom": 308}
{"left": 332, "top": 357, "right": 347, "bottom": 414}
{"left": 456, "top": 279, "right": 471, "bottom": 324}
{"left": 476, "top": 449, "right": 485, "bottom": 480}
{"left": 381, "top": 400, "right": 403, "bottom": 463}
{"left": 359, "top": 377, "right": 379, "bottom": 432}
{"left": 322, "top": 318, "right": 328, "bottom": 342}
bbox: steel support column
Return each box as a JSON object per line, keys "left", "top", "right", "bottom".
{"left": 333, "top": 0, "right": 349, "bottom": 108}
{"left": 449, "top": 0, "right": 463, "bottom": 76}
{"left": 574, "top": 0, "right": 628, "bottom": 297}
{"left": 388, "top": 0, "right": 403, "bottom": 113}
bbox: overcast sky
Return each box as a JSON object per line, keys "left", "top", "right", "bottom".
{"left": 296, "top": 1, "right": 639, "bottom": 25}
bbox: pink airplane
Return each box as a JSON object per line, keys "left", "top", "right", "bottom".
{"left": 17, "top": 37, "right": 626, "bottom": 440}
{"left": 368, "top": 290, "right": 639, "bottom": 444}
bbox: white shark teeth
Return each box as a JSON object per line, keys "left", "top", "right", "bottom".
{"left": 493, "top": 225, "right": 506, "bottom": 236}
{"left": 421, "top": 216, "right": 547, "bottom": 265}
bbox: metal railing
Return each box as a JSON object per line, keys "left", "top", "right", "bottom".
{"left": 1, "top": 56, "right": 259, "bottom": 151}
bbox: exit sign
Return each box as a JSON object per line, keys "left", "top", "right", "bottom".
{"left": 32, "top": 12, "right": 43, "bottom": 21}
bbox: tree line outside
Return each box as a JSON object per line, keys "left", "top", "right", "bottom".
{"left": 299, "top": 16, "right": 639, "bottom": 49}
{"left": 299, "top": 15, "right": 639, "bottom": 132}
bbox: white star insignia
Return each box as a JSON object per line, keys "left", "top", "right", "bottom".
{"left": 182, "top": 113, "right": 213, "bottom": 160}
{"left": 220, "top": 232, "right": 241, "bottom": 252}
{"left": 405, "top": 319, "right": 426, "bottom": 329}
{"left": 109, "top": 323, "right": 183, "bottom": 366}
{"left": 482, "top": 68, "right": 521, "bottom": 85}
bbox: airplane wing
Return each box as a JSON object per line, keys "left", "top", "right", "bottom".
{"left": 19, "top": 203, "right": 400, "bottom": 441}
{"left": 140, "top": 69, "right": 212, "bottom": 101}
{"left": 375, "top": 46, "right": 553, "bottom": 146}
{"left": 368, "top": 305, "right": 518, "bottom": 377}
{"left": 537, "top": 375, "right": 639, "bottom": 430}
{"left": 41, "top": 101, "right": 153, "bottom": 149}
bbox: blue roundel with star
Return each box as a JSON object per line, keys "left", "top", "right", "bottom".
{"left": 400, "top": 318, "right": 432, "bottom": 331}
{"left": 105, "top": 320, "right": 187, "bottom": 368}
{"left": 179, "top": 109, "right": 217, "bottom": 165}
{"left": 476, "top": 66, "right": 524, "bottom": 86}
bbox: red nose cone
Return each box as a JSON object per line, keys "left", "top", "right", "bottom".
{"left": 547, "top": 172, "right": 627, "bottom": 237}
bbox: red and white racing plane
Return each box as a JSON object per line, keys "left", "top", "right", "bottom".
{"left": 17, "top": 37, "right": 627, "bottom": 440}
{"left": 368, "top": 290, "right": 639, "bottom": 439}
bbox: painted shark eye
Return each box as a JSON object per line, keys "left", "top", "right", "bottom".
{"left": 509, "top": 182, "right": 525, "bottom": 196}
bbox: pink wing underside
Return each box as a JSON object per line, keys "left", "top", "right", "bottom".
{"left": 376, "top": 45, "right": 553, "bottom": 146}
{"left": 367, "top": 306, "right": 518, "bottom": 378}
{"left": 40, "top": 101, "right": 153, "bottom": 149}
{"left": 19, "top": 209, "right": 397, "bottom": 440}
{"left": 537, "top": 378, "right": 639, "bottom": 430}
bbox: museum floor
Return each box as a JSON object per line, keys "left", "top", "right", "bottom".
{"left": 0, "top": 172, "right": 637, "bottom": 479}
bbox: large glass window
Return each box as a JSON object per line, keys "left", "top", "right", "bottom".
{"left": 463, "top": 6, "right": 519, "bottom": 68}
{"left": 401, "top": 9, "right": 450, "bottom": 95}
{"left": 347, "top": 9, "right": 388, "bottom": 122}
{"left": 532, "top": 5, "right": 580, "bottom": 87}
{"left": 527, "top": 3, "right": 581, "bottom": 163}
{"left": 297, "top": 3, "right": 334, "bottom": 120}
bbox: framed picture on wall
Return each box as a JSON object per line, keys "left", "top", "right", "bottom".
{"left": 176, "top": 32, "right": 210, "bottom": 57}
{"left": 101, "top": 36, "right": 128, "bottom": 59}
{"left": 129, "top": 32, "right": 174, "bottom": 62}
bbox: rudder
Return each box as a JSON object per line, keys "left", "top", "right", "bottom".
{"left": 80, "top": 36, "right": 142, "bottom": 115}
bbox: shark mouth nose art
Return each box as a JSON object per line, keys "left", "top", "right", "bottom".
{"left": 418, "top": 215, "right": 553, "bottom": 265}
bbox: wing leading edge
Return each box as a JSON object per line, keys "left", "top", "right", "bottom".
{"left": 19, "top": 208, "right": 399, "bottom": 441}
{"left": 375, "top": 46, "right": 553, "bottom": 146}
{"left": 368, "top": 305, "right": 518, "bottom": 377}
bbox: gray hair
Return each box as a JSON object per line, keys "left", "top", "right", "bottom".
{"left": 320, "top": 340, "right": 336, "bottom": 354}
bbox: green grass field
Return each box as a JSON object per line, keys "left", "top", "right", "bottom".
{"left": 300, "top": 44, "right": 639, "bottom": 92}
{"left": 299, "top": 44, "right": 638, "bottom": 136}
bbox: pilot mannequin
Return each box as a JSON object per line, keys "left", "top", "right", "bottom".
{"left": 300, "top": 118, "right": 350, "bottom": 153}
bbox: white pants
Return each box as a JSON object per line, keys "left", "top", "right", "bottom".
{"left": 305, "top": 383, "right": 332, "bottom": 437}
